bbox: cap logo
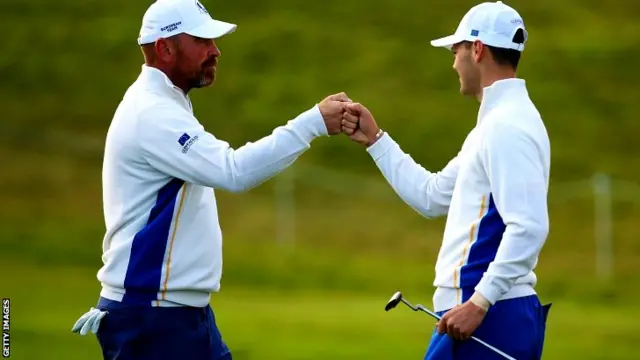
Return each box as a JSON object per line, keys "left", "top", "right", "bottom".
{"left": 196, "top": 0, "right": 209, "bottom": 14}
{"left": 511, "top": 19, "right": 523, "bottom": 24}
{"left": 161, "top": 21, "right": 182, "bottom": 33}
{"left": 470, "top": 29, "right": 479, "bottom": 36}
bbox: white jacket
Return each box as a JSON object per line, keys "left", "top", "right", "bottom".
{"left": 97, "top": 65, "right": 327, "bottom": 307}
{"left": 367, "top": 78, "right": 550, "bottom": 312}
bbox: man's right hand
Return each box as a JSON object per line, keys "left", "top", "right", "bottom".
{"left": 341, "top": 102, "right": 382, "bottom": 146}
{"left": 318, "top": 92, "right": 352, "bottom": 135}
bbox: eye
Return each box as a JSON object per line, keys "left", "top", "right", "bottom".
{"left": 194, "top": 36, "right": 211, "bottom": 45}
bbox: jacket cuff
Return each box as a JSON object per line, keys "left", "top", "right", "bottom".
{"left": 290, "top": 104, "right": 327, "bottom": 143}
{"left": 365, "top": 132, "right": 394, "bottom": 160}
{"left": 474, "top": 276, "right": 506, "bottom": 305}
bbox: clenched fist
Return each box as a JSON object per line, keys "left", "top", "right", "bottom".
{"left": 341, "top": 102, "right": 382, "bottom": 146}
{"left": 318, "top": 92, "right": 352, "bottom": 135}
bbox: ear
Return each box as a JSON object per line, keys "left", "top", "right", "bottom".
{"left": 472, "top": 40, "right": 485, "bottom": 63}
{"left": 155, "top": 38, "right": 173, "bottom": 60}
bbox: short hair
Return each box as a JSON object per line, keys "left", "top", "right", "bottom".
{"left": 485, "top": 28, "right": 526, "bottom": 69}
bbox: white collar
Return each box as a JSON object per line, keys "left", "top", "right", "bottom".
{"left": 140, "top": 64, "right": 192, "bottom": 110}
{"left": 477, "top": 78, "right": 527, "bottom": 124}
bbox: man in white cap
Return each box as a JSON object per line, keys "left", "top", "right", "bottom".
{"left": 340, "top": 2, "right": 551, "bottom": 359}
{"left": 70, "top": 0, "right": 350, "bottom": 358}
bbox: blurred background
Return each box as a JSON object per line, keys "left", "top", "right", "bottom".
{"left": 2, "top": 0, "right": 640, "bottom": 358}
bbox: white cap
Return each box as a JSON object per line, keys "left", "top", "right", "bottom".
{"left": 430, "top": 1, "right": 527, "bottom": 52}
{"left": 137, "top": 0, "right": 237, "bottom": 45}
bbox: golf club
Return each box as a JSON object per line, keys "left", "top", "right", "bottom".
{"left": 385, "top": 291, "right": 517, "bottom": 360}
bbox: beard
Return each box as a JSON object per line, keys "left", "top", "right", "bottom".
{"left": 184, "top": 57, "right": 218, "bottom": 89}
{"left": 187, "top": 70, "right": 214, "bottom": 89}
{"left": 186, "top": 66, "right": 215, "bottom": 89}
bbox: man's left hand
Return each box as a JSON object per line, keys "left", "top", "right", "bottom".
{"left": 436, "top": 300, "right": 487, "bottom": 341}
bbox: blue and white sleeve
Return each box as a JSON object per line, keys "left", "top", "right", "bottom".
{"left": 137, "top": 103, "right": 327, "bottom": 192}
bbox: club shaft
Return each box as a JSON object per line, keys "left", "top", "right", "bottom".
{"left": 469, "top": 337, "right": 516, "bottom": 360}
{"left": 403, "top": 301, "right": 517, "bottom": 360}
{"left": 400, "top": 299, "right": 417, "bottom": 311}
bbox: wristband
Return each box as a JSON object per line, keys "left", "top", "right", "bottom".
{"left": 470, "top": 292, "right": 490, "bottom": 311}
{"left": 367, "top": 129, "right": 384, "bottom": 147}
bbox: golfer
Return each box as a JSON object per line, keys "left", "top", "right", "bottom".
{"left": 70, "top": 0, "right": 349, "bottom": 358}
{"left": 340, "top": 1, "right": 551, "bottom": 359}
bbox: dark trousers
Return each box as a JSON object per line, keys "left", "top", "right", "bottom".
{"left": 96, "top": 297, "right": 232, "bottom": 360}
{"left": 424, "top": 295, "right": 551, "bottom": 360}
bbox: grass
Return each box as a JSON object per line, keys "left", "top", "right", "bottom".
{"left": 2, "top": 164, "right": 640, "bottom": 358}
{"left": 2, "top": 0, "right": 640, "bottom": 358}
{"left": 4, "top": 260, "right": 639, "bottom": 360}
{"left": 2, "top": 0, "right": 640, "bottom": 180}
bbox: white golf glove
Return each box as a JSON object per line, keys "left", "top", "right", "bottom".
{"left": 71, "top": 307, "right": 108, "bottom": 335}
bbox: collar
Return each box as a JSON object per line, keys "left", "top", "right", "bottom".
{"left": 477, "top": 78, "right": 527, "bottom": 124}
{"left": 139, "top": 64, "right": 192, "bottom": 110}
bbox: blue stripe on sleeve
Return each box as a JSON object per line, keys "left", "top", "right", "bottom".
{"left": 122, "top": 178, "right": 185, "bottom": 304}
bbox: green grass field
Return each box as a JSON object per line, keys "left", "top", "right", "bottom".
{"left": 3, "top": 173, "right": 640, "bottom": 359}
{"left": 3, "top": 0, "right": 640, "bottom": 358}
{"left": 5, "top": 258, "right": 640, "bottom": 360}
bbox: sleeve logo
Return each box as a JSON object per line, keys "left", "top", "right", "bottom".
{"left": 178, "top": 133, "right": 199, "bottom": 154}
{"left": 178, "top": 133, "right": 191, "bottom": 146}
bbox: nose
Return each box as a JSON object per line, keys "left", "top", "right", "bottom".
{"left": 210, "top": 40, "right": 221, "bottom": 57}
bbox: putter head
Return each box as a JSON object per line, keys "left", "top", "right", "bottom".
{"left": 385, "top": 291, "right": 403, "bottom": 311}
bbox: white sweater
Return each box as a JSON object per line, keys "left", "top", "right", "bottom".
{"left": 97, "top": 65, "right": 327, "bottom": 307}
{"left": 366, "top": 78, "right": 550, "bottom": 312}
